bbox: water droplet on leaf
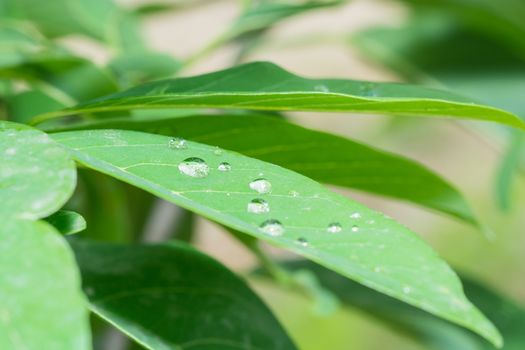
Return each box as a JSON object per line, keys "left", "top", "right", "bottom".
{"left": 249, "top": 178, "right": 272, "bottom": 194}
{"left": 289, "top": 190, "right": 299, "bottom": 197}
{"left": 327, "top": 222, "right": 342, "bottom": 233}
{"left": 350, "top": 212, "right": 361, "bottom": 219}
{"left": 260, "top": 219, "right": 284, "bottom": 237}
{"left": 217, "top": 162, "right": 231, "bottom": 172}
{"left": 213, "top": 146, "right": 223, "bottom": 156}
{"left": 351, "top": 225, "right": 359, "bottom": 232}
{"left": 178, "top": 157, "right": 209, "bottom": 178}
{"left": 247, "top": 198, "right": 270, "bottom": 214}
{"left": 296, "top": 237, "right": 309, "bottom": 247}
{"left": 168, "top": 137, "right": 187, "bottom": 150}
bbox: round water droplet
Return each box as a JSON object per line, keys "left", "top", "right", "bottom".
{"left": 296, "top": 237, "right": 309, "bottom": 247}
{"left": 213, "top": 146, "right": 223, "bottom": 156}
{"left": 289, "top": 190, "right": 299, "bottom": 197}
{"left": 351, "top": 225, "right": 359, "bottom": 232}
{"left": 374, "top": 266, "right": 382, "bottom": 273}
{"left": 259, "top": 219, "right": 284, "bottom": 237}
{"left": 403, "top": 286, "right": 412, "bottom": 294}
{"left": 350, "top": 212, "right": 361, "bottom": 219}
{"left": 168, "top": 137, "right": 187, "bottom": 150}
{"left": 217, "top": 162, "right": 231, "bottom": 172}
{"left": 327, "top": 222, "right": 342, "bottom": 233}
{"left": 249, "top": 178, "right": 272, "bottom": 194}
{"left": 178, "top": 157, "right": 209, "bottom": 178}
{"left": 247, "top": 198, "right": 270, "bottom": 214}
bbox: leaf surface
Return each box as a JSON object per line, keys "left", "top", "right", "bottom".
{"left": 71, "top": 239, "right": 298, "bottom": 350}
{"left": 53, "top": 129, "right": 502, "bottom": 346}
{"left": 33, "top": 62, "right": 525, "bottom": 130}
{"left": 0, "top": 121, "right": 90, "bottom": 350}
{"left": 44, "top": 210, "right": 87, "bottom": 235}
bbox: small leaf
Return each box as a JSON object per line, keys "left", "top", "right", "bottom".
{"left": 53, "top": 129, "right": 502, "bottom": 346}
{"left": 44, "top": 210, "right": 87, "bottom": 235}
{"left": 32, "top": 62, "right": 525, "bottom": 130}
{"left": 70, "top": 239, "right": 298, "bottom": 350}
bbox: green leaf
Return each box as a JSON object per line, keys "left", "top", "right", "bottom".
{"left": 33, "top": 62, "right": 525, "bottom": 130}
{"left": 0, "top": 220, "right": 91, "bottom": 350}
{"left": 0, "top": 121, "right": 76, "bottom": 220}
{"left": 51, "top": 113, "right": 478, "bottom": 224}
{"left": 44, "top": 210, "right": 87, "bottom": 235}
{"left": 70, "top": 239, "right": 297, "bottom": 350}
{"left": 262, "top": 260, "right": 525, "bottom": 350}
{"left": 0, "top": 121, "right": 90, "bottom": 350}
{"left": 52, "top": 129, "right": 502, "bottom": 346}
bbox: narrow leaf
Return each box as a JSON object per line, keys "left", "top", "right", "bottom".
{"left": 70, "top": 239, "right": 298, "bottom": 350}
{"left": 32, "top": 62, "right": 525, "bottom": 130}
{"left": 53, "top": 129, "right": 502, "bottom": 346}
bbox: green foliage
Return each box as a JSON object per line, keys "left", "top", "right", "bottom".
{"left": 1, "top": 1, "right": 524, "bottom": 349}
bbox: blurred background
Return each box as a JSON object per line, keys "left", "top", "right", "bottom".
{"left": 2, "top": 0, "right": 525, "bottom": 349}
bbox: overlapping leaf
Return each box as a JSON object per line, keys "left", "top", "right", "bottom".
{"left": 0, "top": 121, "right": 90, "bottom": 350}
{"left": 71, "top": 239, "right": 297, "bottom": 350}
{"left": 53, "top": 129, "right": 502, "bottom": 346}
{"left": 33, "top": 62, "right": 525, "bottom": 130}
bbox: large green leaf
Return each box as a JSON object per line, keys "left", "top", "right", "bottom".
{"left": 49, "top": 113, "right": 478, "bottom": 224}
{"left": 32, "top": 62, "right": 524, "bottom": 130}
{"left": 52, "top": 129, "right": 502, "bottom": 346}
{"left": 260, "top": 260, "right": 525, "bottom": 350}
{"left": 70, "top": 239, "right": 297, "bottom": 350}
{"left": 0, "top": 121, "right": 90, "bottom": 350}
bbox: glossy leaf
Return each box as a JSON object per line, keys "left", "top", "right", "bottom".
{"left": 33, "top": 62, "right": 525, "bottom": 130}
{"left": 44, "top": 210, "right": 87, "bottom": 235}
{"left": 53, "top": 129, "right": 502, "bottom": 346}
{"left": 70, "top": 239, "right": 297, "bottom": 350}
{"left": 261, "top": 260, "right": 525, "bottom": 350}
{"left": 0, "top": 121, "right": 90, "bottom": 350}
{"left": 51, "top": 113, "right": 478, "bottom": 224}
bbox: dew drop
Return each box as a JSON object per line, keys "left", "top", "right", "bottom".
{"left": 314, "top": 84, "right": 329, "bottom": 92}
{"left": 213, "top": 146, "right": 223, "bottom": 156}
{"left": 327, "top": 222, "right": 342, "bottom": 233}
{"left": 168, "top": 137, "right": 187, "bottom": 150}
{"left": 178, "top": 157, "right": 209, "bottom": 178}
{"left": 366, "top": 219, "right": 376, "bottom": 225}
{"left": 403, "top": 286, "right": 412, "bottom": 294}
{"left": 259, "top": 219, "right": 284, "bottom": 237}
{"left": 374, "top": 266, "right": 382, "bottom": 273}
{"left": 4, "top": 148, "right": 16, "bottom": 156}
{"left": 350, "top": 212, "right": 361, "bottom": 219}
{"left": 247, "top": 198, "right": 270, "bottom": 214}
{"left": 296, "top": 237, "right": 309, "bottom": 247}
{"left": 351, "top": 225, "right": 359, "bottom": 232}
{"left": 217, "top": 162, "right": 231, "bottom": 172}
{"left": 249, "top": 178, "right": 272, "bottom": 194}
{"left": 289, "top": 190, "right": 299, "bottom": 197}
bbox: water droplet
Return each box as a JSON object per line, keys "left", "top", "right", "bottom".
{"left": 289, "top": 190, "right": 299, "bottom": 197}
{"left": 168, "top": 137, "right": 187, "bottom": 150}
{"left": 259, "top": 219, "right": 284, "bottom": 237}
{"left": 247, "top": 198, "right": 270, "bottom": 214}
{"left": 213, "top": 146, "right": 223, "bottom": 156}
{"left": 327, "top": 222, "right": 342, "bottom": 233}
{"left": 178, "top": 157, "right": 209, "bottom": 178}
{"left": 351, "top": 225, "right": 359, "bottom": 232}
{"left": 249, "top": 178, "right": 272, "bottom": 194}
{"left": 4, "top": 148, "right": 16, "bottom": 156}
{"left": 360, "top": 82, "right": 378, "bottom": 97}
{"left": 403, "top": 286, "right": 412, "bottom": 294}
{"left": 296, "top": 237, "right": 309, "bottom": 247}
{"left": 374, "top": 266, "right": 382, "bottom": 273}
{"left": 366, "top": 219, "right": 375, "bottom": 225}
{"left": 217, "top": 162, "right": 231, "bottom": 172}
{"left": 350, "top": 212, "right": 361, "bottom": 219}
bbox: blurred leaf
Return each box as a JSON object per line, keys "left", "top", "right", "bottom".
{"left": 0, "top": 121, "right": 76, "bottom": 220}
{"left": 261, "top": 260, "right": 525, "bottom": 350}
{"left": 496, "top": 132, "right": 525, "bottom": 210}
{"left": 52, "top": 129, "right": 502, "bottom": 346}
{"left": 108, "top": 52, "right": 180, "bottom": 87}
{"left": 70, "top": 239, "right": 298, "bottom": 350}
{"left": 7, "top": 88, "right": 65, "bottom": 123}
{"left": 0, "top": 121, "right": 89, "bottom": 349}
{"left": 33, "top": 62, "right": 525, "bottom": 130}
{"left": 44, "top": 210, "right": 87, "bottom": 235}
{"left": 51, "top": 113, "right": 479, "bottom": 225}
